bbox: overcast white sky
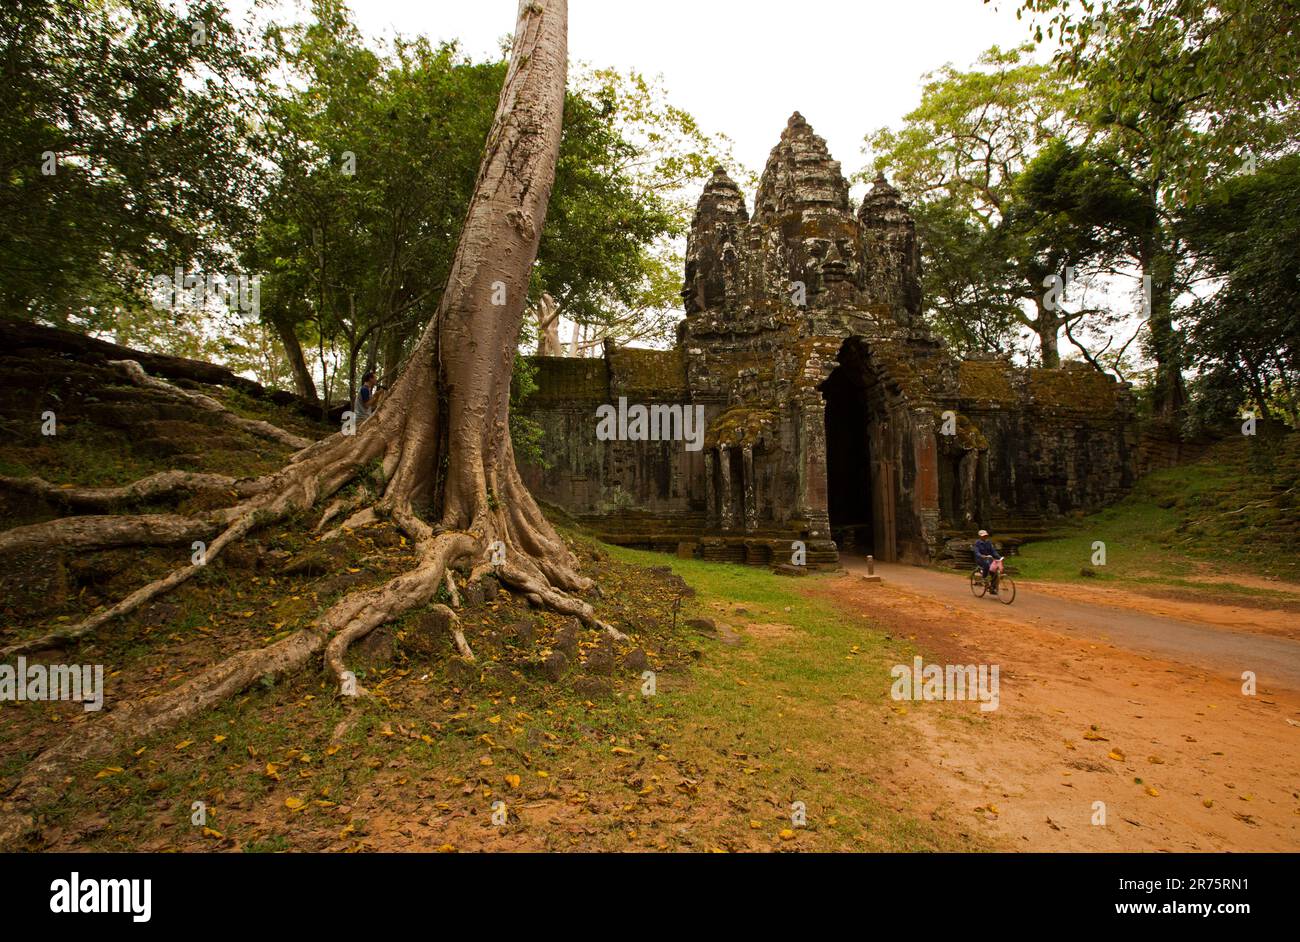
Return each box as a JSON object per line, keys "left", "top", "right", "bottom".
{"left": 243, "top": 0, "right": 1046, "bottom": 194}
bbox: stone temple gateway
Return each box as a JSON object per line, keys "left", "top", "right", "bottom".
{"left": 518, "top": 113, "right": 1137, "bottom": 567}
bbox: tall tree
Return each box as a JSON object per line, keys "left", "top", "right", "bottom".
{"left": 1180, "top": 154, "right": 1300, "bottom": 428}
{"left": 0, "top": 0, "right": 619, "bottom": 840}
{"left": 1004, "top": 137, "right": 1153, "bottom": 372}
{"left": 863, "top": 45, "right": 1082, "bottom": 364}
{"left": 1008, "top": 0, "right": 1300, "bottom": 418}
{"left": 0, "top": 0, "right": 262, "bottom": 326}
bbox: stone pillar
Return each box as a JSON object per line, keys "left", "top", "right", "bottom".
{"left": 911, "top": 410, "right": 942, "bottom": 561}
{"left": 870, "top": 417, "right": 897, "bottom": 562}
{"left": 704, "top": 449, "right": 717, "bottom": 529}
{"left": 742, "top": 443, "right": 757, "bottom": 532}
{"left": 718, "top": 446, "right": 734, "bottom": 531}
{"left": 958, "top": 449, "right": 978, "bottom": 526}
{"left": 796, "top": 393, "right": 830, "bottom": 540}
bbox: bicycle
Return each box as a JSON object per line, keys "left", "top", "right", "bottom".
{"left": 970, "top": 566, "right": 1016, "bottom": 604}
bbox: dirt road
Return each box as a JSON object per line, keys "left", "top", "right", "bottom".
{"left": 821, "top": 558, "right": 1300, "bottom": 851}
{"left": 852, "top": 559, "right": 1300, "bottom": 688}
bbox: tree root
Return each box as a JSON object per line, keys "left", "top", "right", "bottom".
{"left": 0, "top": 623, "right": 329, "bottom": 848}
{"left": 0, "top": 471, "right": 266, "bottom": 511}
{"left": 111, "top": 359, "right": 314, "bottom": 450}
{"left": 498, "top": 558, "right": 626, "bottom": 641}
{"left": 324, "top": 532, "right": 476, "bottom": 696}
{"left": 320, "top": 507, "right": 378, "bottom": 542}
{"left": 0, "top": 512, "right": 215, "bottom": 558}
{"left": 0, "top": 513, "right": 260, "bottom": 659}
{"left": 0, "top": 512, "right": 606, "bottom": 836}
{"left": 0, "top": 0, "right": 612, "bottom": 848}
{"left": 314, "top": 487, "right": 375, "bottom": 533}
{"left": 0, "top": 423, "right": 385, "bottom": 655}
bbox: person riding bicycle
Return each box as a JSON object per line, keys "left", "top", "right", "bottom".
{"left": 973, "top": 529, "right": 1002, "bottom": 595}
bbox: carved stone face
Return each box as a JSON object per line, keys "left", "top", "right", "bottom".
{"left": 820, "top": 239, "right": 853, "bottom": 284}
{"left": 786, "top": 217, "right": 862, "bottom": 301}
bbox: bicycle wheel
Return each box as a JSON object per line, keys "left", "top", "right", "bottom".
{"left": 969, "top": 569, "right": 987, "bottom": 597}
{"left": 996, "top": 575, "right": 1016, "bottom": 604}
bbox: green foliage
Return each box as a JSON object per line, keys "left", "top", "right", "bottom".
{"left": 1007, "top": 0, "right": 1300, "bottom": 416}
{"left": 1004, "top": 137, "right": 1153, "bottom": 371}
{"left": 1010, "top": 139, "right": 1152, "bottom": 265}
{"left": 509, "top": 353, "right": 547, "bottom": 469}
{"left": 864, "top": 45, "right": 1073, "bottom": 223}
{"left": 862, "top": 45, "right": 1082, "bottom": 362}
{"left": 538, "top": 68, "right": 722, "bottom": 343}
{"left": 0, "top": 0, "right": 264, "bottom": 327}
{"left": 1010, "top": 0, "right": 1300, "bottom": 201}
{"left": 1180, "top": 155, "right": 1300, "bottom": 428}
{"left": 248, "top": 2, "right": 505, "bottom": 401}
{"left": 245, "top": 6, "right": 733, "bottom": 398}
{"left": 905, "top": 199, "right": 1022, "bottom": 357}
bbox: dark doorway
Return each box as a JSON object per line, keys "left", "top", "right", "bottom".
{"left": 820, "top": 341, "right": 875, "bottom": 555}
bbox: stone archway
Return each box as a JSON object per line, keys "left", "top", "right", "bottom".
{"left": 818, "top": 337, "right": 898, "bottom": 561}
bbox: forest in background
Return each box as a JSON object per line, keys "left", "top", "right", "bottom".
{"left": 3, "top": 0, "right": 1297, "bottom": 433}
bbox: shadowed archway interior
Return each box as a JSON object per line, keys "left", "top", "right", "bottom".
{"left": 820, "top": 337, "right": 891, "bottom": 558}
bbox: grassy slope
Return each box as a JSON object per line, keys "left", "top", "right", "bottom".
{"left": 1013, "top": 432, "right": 1299, "bottom": 599}
{"left": 6, "top": 539, "right": 977, "bottom": 852}
{"left": 0, "top": 359, "right": 974, "bottom": 850}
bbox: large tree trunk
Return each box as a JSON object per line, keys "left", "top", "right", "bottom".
{"left": 0, "top": 0, "right": 616, "bottom": 847}
{"left": 376, "top": 0, "right": 569, "bottom": 537}
{"left": 268, "top": 309, "right": 318, "bottom": 403}
{"left": 1146, "top": 242, "right": 1186, "bottom": 422}
{"left": 1032, "top": 296, "right": 1061, "bottom": 368}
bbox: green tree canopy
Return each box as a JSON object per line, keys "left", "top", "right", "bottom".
{"left": 0, "top": 0, "right": 263, "bottom": 326}
{"left": 1006, "top": 0, "right": 1300, "bottom": 418}
{"left": 1180, "top": 155, "right": 1300, "bottom": 428}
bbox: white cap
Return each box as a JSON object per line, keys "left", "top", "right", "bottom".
{"left": 978, "top": 529, "right": 989, "bottom": 537}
